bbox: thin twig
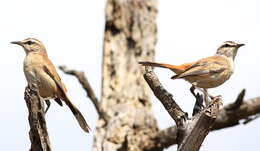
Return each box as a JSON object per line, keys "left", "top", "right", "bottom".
{"left": 59, "top": 65, "right": 109, "bottom": 122}
{"left": 243, "top": 114, "right": 260, "bottom": 124}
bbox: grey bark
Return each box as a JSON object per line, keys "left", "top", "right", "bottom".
{"left": 143, "top": 66, "right": 222, "bottom": 151}
{"left": 92, "top": 0, "right": 158, "bottom": 151}
{"left": 143, "top": 66, "right": 187, "bottom": 127}
{"left": 145, "top": 90, "right": 260, "bottom": 150}
{"left": 24, "top": 86, "right": 51, "bottom": 151}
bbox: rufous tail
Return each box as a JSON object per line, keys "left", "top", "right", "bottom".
{"left": 139, "top": 61, "right": 185, "bottom": 74}
{"left": 65, "top": 98, "right": 90, "bottom": 133}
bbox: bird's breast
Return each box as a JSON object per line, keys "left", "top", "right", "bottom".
{"left": 23, "top": 54, "right": 58, "bottom": 98}
{"left": 186, "top": 70, "right": 233, "bottom": 88}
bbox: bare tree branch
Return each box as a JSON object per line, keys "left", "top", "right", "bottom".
{"left": 212, "top": 95, "right": 260, "bottom": 130}
{"left": 143, "top": 66, "right": 222, "bottom": 151}
{"left": 143, "top": 66, "right": 187, "bottom": 127}
{"left": 146, "top": 92, "right": 260, "bottom": 150}
{"left": 178, "top": 97, "right": 222, "bottom": 151}
{"left": 59, "top": 65, "right": 109, "bottom": 122}
{"left": 225, "top": 89, "right": 245, "bottom": 111}
{"left": 24, "top": 86, "right": 51, "bottom": 151}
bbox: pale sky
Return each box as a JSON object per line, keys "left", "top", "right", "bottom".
{"left": 1, "top": 0, "right": 260, "bottom": 151}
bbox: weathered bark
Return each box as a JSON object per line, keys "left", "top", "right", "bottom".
{"left": 92, "top": 0, "right": 158, "bottom": 151}
{"left": 212, "top": 96, "right": 260, "bottom": 130}
{"left": 177, "top": 97, "right": 221, "bottom": 151}
{"left": 145, "top": 94, "right": 260, "bottom": 150}
{"left": 143, "top": 66, "right": 222, "bottom": 151}
{"left": 143, "top": 66, "right": 187, "bottom": 127}
{"left": 24, "top": 86, "right": 51, "bottom": 151}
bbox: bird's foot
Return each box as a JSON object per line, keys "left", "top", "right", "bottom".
{"left": 44, "top": 99, "right": 51, "bottom": 113}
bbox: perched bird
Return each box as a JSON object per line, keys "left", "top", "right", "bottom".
{"left": 11, "top": 38, "right": 90, "bottom": 133}
{"left": 139, "top": 41, "right": 244, "bottom": 98}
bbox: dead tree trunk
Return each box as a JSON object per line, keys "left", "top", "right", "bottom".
{"left": 92, "top": 0, "right": 158, "bottom": 150}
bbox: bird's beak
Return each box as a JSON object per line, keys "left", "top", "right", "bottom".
{"left": 10, "top": 41, "right": 23, "bottom": 46}
{"left": 237, "top": 43, "right": 245, "bottom": 48}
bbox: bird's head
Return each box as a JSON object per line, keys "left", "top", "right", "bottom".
{"left": 216, "top": 41, "right": 244, "bottom": 60}
{"left": 11, "top": 38, "right": 47, "bottom": 55}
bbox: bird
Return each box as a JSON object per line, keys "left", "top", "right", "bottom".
{"left": 11, "top": 38, "right": 90, "bottom": 133}
{"left": 139, "top": 41, "right": 244, "bottom": 99}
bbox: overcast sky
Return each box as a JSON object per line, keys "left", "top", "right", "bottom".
{"left": 1, "top": 0, "right": 260, "bottom": 151}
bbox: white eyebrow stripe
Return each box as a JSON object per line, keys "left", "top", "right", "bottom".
{"left": 24, "top": 38, "right": 42, "bottom": 44}
{"left": 223, "top": 41, "right": 237, "bottom": 46}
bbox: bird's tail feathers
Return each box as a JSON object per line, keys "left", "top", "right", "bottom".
{"left": 139, "top": 61, "right": 186, "bottom": 74}
{"left": 65, "top": 98, "right": 90, "bottom": 133}
{"left": 139, "top": 61, "right": 176, "bottom": 69}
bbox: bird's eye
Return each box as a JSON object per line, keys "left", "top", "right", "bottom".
{"left": 223, "top": 44, "right": 230, "bottom": 47}
{"left": 25, "top": 41, "right": 33, "bottom": 45}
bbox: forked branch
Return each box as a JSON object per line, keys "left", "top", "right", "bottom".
{"left": 142, "top": 66, "right": 222, "bottom": 151}
{"left": 146, "top": 89, "right": 260, "bottom": 150}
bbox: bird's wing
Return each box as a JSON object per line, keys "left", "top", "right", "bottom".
{"left": 42, "top": 64, "right": 67, "bottom": 98}
{"left": 42, "top": 58, "right": 67, "bottom": 92}
{"left": 43, "top": 64, "right": 91, "bottom": 133}
{"left": 171, "top": 56, "right": 227, "bottom": 79}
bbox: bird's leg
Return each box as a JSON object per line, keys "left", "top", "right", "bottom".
{"left": 54, "top": 98, "right": 63, "bottom": 106}
{"left": 44, "top": 99, "right": 51, "bottom": 113}
{"left": 190, "top": 85, "right": 197, "bottom": 97}
{"left": 192, "top": 93, "right": 204, "bottom": 116}
{"left": 190, "top": 85, "right": 204, "bottom": 108}
{"left": 196, "top": 87, "right": 215, "bottom": 100}
{"left": 203, "top": 89, "right": 210, "bottom": 106}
